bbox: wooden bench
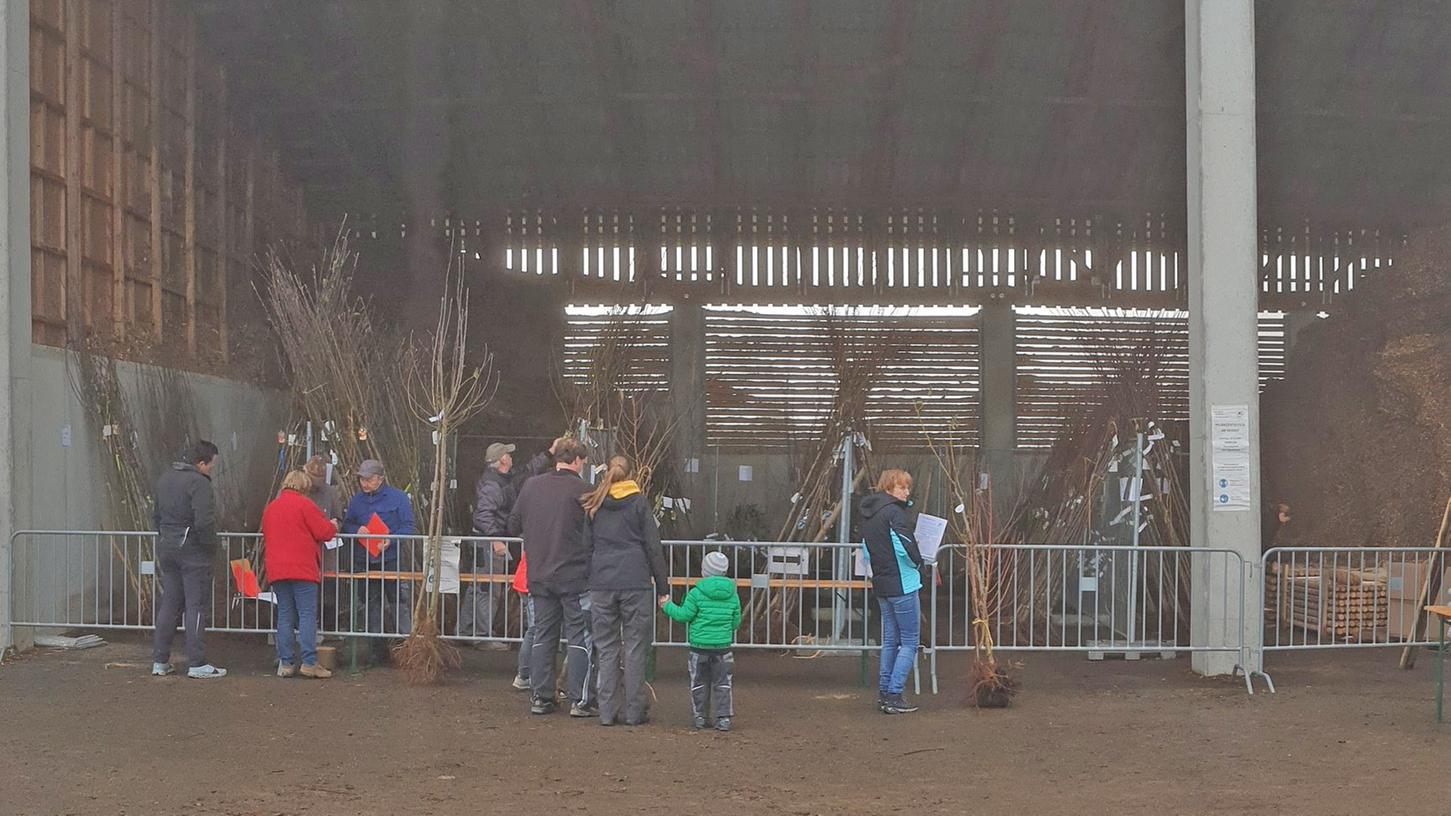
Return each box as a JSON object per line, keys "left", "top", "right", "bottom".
{"left": 1427, "top": 604, "right": 1451, "bottom": 723}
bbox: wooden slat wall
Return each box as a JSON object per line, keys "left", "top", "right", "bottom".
{"left": 704, "top": 310, "right": 981, "bottom": 450}
{"left": 1015, "top": 309, "right": 1289, "bottom": 449}
{"left": 28, "top": 0, "right": 306, "bottom": 364}
{"left": 560, "top": 311, "right": 674, "bottom": 395}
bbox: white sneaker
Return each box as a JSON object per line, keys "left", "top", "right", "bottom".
{"left": 187, "top": 664, "right": 228, "bottom": 679}
{"left": 511, "top": 674, "right": 530, "bottom": 691}
{"left": 151, "top": 662, "right": 175, "bottom": 677}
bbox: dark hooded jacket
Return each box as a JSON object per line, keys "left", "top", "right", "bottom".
{"left": 585, "top": 482, "right": 670, "bottom": 595}
{"left": 472, "top": 467, "right": 517, "bottom": 537}
{"left": 858, "top": 492, "right": 922, "bottom": 597}
{"left": 153, "top": 462, "right": 217, "bottom": 552}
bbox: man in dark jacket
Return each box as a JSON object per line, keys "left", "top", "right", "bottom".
{"left": 151, "top": 440, "right": 226, "bottom": 679}
{"left": 509, "top": 437, "right": 596, "bottom": 716}
{"left": 461, "top": 442, "right": 519, "bottom": 646}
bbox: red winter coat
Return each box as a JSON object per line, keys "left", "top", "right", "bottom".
{"left": 262, "top": 489, "right": 338, "bottom": 584}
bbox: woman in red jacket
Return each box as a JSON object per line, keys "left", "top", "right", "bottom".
{"left": 263, "top": 470, "right": 340, "bottom": 678}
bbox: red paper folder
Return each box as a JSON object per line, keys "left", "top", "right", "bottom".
{"left": 358, "top": 513, "right": 390, "bottom": 558}
{"left": 230, "top": 559, "right": 260, "bottom": 598}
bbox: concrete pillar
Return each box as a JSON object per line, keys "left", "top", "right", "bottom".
{"left": 1185, "top": 0, "right": 1261, "bottom": 676}
{"left": 669, "top": 300, "right": 708, "bottom": 531}
{"left": 1, "top": 0, "right": 32, "bottom": 651}
{"left": 1283, "top": 308, "right": 1319, "bottom": 365}
{"left": 977, "top": 299, "right": 1017, "bottom": 492}
{"left": 978, "top": 300, "right": 1017, "bottom": 455}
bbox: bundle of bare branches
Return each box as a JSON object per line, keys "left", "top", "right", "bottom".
{"left": 555, "top": 305, "right": 682, "bottom": 504}
{"left": 919, "top": 412, "right": 1019, "bottom": 707}
{"left": 1002, "top": 327, "right": 1191, "bottom": 645}
{"left": 394, "top": 260, "right": 499, "bottom": 684}
{"left": 748, "top": 308, "right": 908, "bottom": 645}
{"left": 259, "top": 231, "right": 422, "bottom": 502}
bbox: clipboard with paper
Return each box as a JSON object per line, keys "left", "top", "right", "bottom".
{"left": 912, "top": 513, "right": 948, "bottom": 564}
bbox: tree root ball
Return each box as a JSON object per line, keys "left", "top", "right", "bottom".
{"left": 970, "top": 663, "right": 1020, "bottom": 709}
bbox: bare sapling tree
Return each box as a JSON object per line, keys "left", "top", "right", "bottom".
{"left": 393, "top": 258, "right": 499, "bottom": 684}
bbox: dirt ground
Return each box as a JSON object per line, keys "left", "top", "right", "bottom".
{"left": 1, "top": 634, "right": 1448, "bottom": 816}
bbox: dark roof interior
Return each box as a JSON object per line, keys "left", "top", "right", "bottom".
{"left": 200, "top": 0, "right": 1451, "bottom": 232}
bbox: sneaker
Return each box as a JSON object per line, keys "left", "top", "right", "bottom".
{"left": 299, "top": 664, "right": 333, "bottom": 679}
{"left": 151, "top": 662, "right": 175, "bottom": 677}
{"left": 569, "top": 701, "right": 599, "bottom": 718}
{"left": 277, "top": 663, "right": 297, "bottom": 678}
{"left": 484, "top": 641, "right": 510, "bottom": 652}
{"left": 186, "top": 664, "right": 227, "bottom": 679}
{"left": 876, "top": 691, "right": 888, "bottom": 713}
{"left": 714, "top": 717, "right": 732, "bottom": 732}
{"left": 691, "top": 716, "right": 707, "bottom": 730}
{"left": 530, "top": 698, "right": 557, "bottom": 715}
{"left": 882, "top": 694, "right": 918, "bottom": 714}
{"left": 623, "top": 715, "right": 649, "bottom": 727}
{"left": 511, "top": 674, "right": 531, "bottom": 691}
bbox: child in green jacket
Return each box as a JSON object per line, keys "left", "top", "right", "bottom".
{"left": 661, "top": 551, "right": 741, "bottom": 731}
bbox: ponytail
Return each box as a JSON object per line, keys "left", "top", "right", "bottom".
{"left": 582, "top": 455, "right": 634, "bottom": 517}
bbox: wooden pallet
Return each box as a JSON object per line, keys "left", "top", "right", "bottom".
{"left": 1266, "top": 562, "right": 1388, "bottom": 643}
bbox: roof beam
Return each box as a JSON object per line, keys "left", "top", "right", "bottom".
{"left": 787, "top": 1, "right": 814, "bottom": 208}
{"left": 866, "top": 0, "right": 910, "bottom": 203}
{"left": 952, "top": 0, "right": 1008, "bottom": 204}
{"left": 691, "top": 0, "right": 724, "bottom": 203}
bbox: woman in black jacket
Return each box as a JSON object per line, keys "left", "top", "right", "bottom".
{"left": 582, "top": 456, "right": 671, "bottom": 726}
{"left": 859, "top": 468, "right": 923, "bottom": 715}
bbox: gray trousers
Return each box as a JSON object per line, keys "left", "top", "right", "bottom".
{"left": 459, "top": 548, "right": 509, "bottom": 638}
{"left": 589, "top": 589, "right": 655, "bottom": 724}
{"left": 688, "top": 649, "right": 734, "bottom": 722}
{"left": 517, "top": 595, "right": 534, "bottom": 679}
{"left": 529, "top": 587, "right": 594, "bottom": 706}
{"left": 151, "top": 543, "right": 213, "bottom": 668}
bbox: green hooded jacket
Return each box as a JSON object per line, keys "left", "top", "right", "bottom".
{"left": 662, "top": 575, "right": 742, "bottom": 650}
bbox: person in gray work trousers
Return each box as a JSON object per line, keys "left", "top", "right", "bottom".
{"left": 462, "top": 441, "right": 520, "bottom": 649}
{"left": 151, "top": 441, "right": 227, "bottom": 679}
{"left": 508, "top": 437, "right": 597, "bottom": 717}
{"left": 582, "top": 455, "right": 671, "bottom": 726}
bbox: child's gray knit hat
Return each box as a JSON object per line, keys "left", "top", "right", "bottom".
{"left": 702, "top": 551, "right": 729, "bottom": 578}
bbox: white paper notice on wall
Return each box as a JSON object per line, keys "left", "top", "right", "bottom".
{"left": 61, "top": 425, "right": 71, "bottom": 448}
{"left": 685, "top": 457, "right": 700, "bottom": 474}
{"left": 140, "top": 560, "right": 156, "bottom": 575}
{"left": 738, "top": 465, "right": 753, "bottom": 482}
{"left": 1210, "top": 404, "right": 1253, "bottom": 512}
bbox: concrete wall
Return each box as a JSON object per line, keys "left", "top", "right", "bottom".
{"left": 21, "top": 346, "right": 287, "bottom": 531}
{"left": 5, "top": 346, "right": 287, "bottom": 647}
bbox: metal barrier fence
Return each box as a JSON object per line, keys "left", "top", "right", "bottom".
{"left": 11, "top": 530, "right": 1284, "bottom": 694}
{"left": 927, "top": 543, "right": 1267, "bottom": 693}
{"left": 1259, "top": 546, "right": 1451, "bottom": 670}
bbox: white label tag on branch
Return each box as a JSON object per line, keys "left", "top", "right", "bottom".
{"left": 431, "top": 430, "right": 440, "bottom": 445}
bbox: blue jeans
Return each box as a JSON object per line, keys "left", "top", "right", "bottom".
{"left": 274, "top": 580, "right": 320, "bottom": 667}
{"left": 878, "top": 592, "right": 920, "bottom": 695}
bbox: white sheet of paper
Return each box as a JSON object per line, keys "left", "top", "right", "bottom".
{"left": 424, "top": 539, "right": 462, "bottom": 594}
{"left": 255, "top": 592, "right": 277, "bottom": 604}
{"left": 913, "top": 513, "right": 948, "bottom": 564}
{"left": 854, "top": 548, "right": 872, "bottom": 579}
{"left": 324, "top": 537, "right": 344, "bottom": 550}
